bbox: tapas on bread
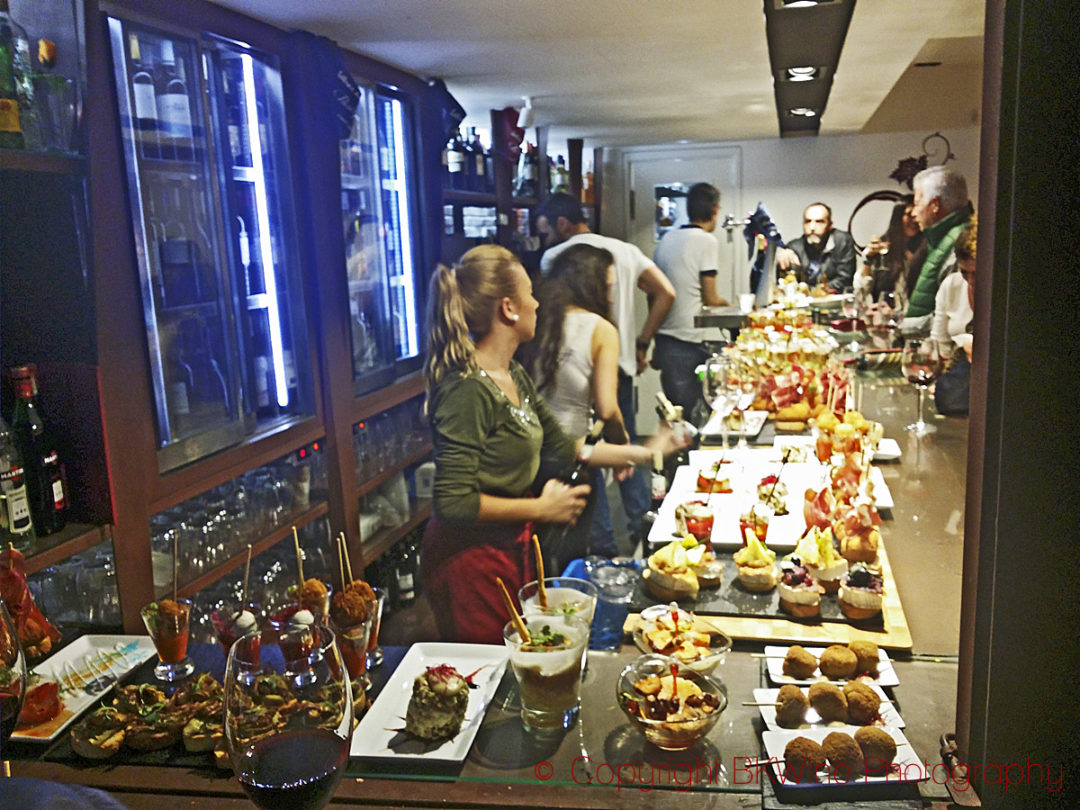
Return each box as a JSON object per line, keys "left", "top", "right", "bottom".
{"left": 642, "top": 539, "right": 723, "bottom": 602}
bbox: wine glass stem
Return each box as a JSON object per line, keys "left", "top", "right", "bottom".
{"left": 915, "top": 385, "right": 926, "bottom": 428}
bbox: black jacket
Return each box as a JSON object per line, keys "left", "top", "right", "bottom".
{"left": 781, "top": 228, "right": 856, "bottom": 292}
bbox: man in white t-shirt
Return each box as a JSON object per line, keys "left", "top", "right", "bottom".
{"left": 537, "top": 193, "right": 675, "bottom": 540}
{"left": 652, "top": 182, "right": 729, "bottom": 414}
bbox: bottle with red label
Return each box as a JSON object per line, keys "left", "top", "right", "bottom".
{"left": 0, "top": 415, "right": 35, "bottom": 549}
{"left": 9, "top": 365, "right": 67, "bottom": 536}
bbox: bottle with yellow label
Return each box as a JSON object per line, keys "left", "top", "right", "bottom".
{"left": 0, "top": 0, "right": 33, "bottom": 149}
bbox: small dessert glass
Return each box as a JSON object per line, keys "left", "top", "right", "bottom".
{"left": 141, "top": 599, "right": 196, "bottom": 682}
{"left": 503, "top": 610, "right": 589, "bottom": 732}
{"left": 210, "top": 601, "right": 261, "bottom": 655}
{"left": 365, "top": 587, "right": 387, "bottom": 670}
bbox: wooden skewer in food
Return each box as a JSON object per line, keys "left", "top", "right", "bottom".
{"left": 241, "top": 545, "right": 253, "bottom": 607}
{"left": 292, "top": 526, "right": 305, "bottom": 592}
{"left": 532, "top": 535, "right": 547, "bottom": 608}
{"left": 340, "top": 531, "right": 354, "bottom": 584}
{"left": 336, "top": 535, "right": 347, "bottom": 593}
{"left": 496, "top": 576, "right": 531, "bottom": 645}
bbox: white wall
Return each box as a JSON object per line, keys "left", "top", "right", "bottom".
{"left": 605, "top": 127, "right": 981, "bottom": 249}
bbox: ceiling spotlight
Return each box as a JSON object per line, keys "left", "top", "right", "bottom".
{"left": 516, "top": 96, "right": 535, "bottom": 129}
{"left": 788, "top": 107, "right": 818, "bottom": 117}
{"left": 781, "top": 1, "right": 827, "bottom": 7}
{"left": 786, "top": 66, "right": 818, "bottom": 82}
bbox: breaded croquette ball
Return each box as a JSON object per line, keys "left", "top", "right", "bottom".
{"left": 774, "top": 684, "right": 809, "bottom": 728}
{"left": 822, "top": 731, "right": 864, "bottom": 781}
{"left": 847, "top": 641, "right": 880, "bottom": 677}
{"left": 818, "top": 644, "right": 858, "bottom": 680}
{"left": 783, "top": 736, "right": 826, "bottom": 783}
{"left": 808, "top": 681, "right": 848, "bottom": 722}
{"left": 855, "top": 726, "right": 898, "bottom": 774}
{"left": 843, "top": 681, "right": 882, "bottom": 725}
{"left": 782, "top": 645, "right": 818, "bottom": 680}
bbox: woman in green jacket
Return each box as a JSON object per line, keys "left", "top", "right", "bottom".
{"left": 421, "top": 245, "right": 683, "bottom": 644}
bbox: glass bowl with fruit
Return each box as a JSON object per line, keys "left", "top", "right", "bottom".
{"left": 617, "top": 654, "right": 727, "bottom": 750}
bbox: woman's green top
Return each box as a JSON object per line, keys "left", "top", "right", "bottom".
{"left": 428, "top": 360, "right": 577, "bottom": 524}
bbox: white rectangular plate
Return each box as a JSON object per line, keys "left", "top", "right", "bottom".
{"left": 700, "top": 409, "right": 769, "bottom": 440}
{"left": 350, "top": 642, "right": 508, "bottom": 763}
{"left": 11, "top": 635, "right": 157, "bottom": 743}
{"left": 761, "top": 726, "right": 927, "bottom": 785}
{"left": 763, "top": 645, "right": 899, "bottom": 688}
{"left": 871, "top": 438, "right": 902, "bottom": 461}
{"left": 753, "top": 684, "right": 903, "bottom": 730}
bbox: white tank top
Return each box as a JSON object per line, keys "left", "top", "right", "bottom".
{"left": 544, "top": 311, "right": 601, "bottom": 438}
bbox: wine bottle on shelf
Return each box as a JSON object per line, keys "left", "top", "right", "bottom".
{"left": 9, "top": 366, "right": 67, "bottom": 537}
{"left": 462, "top": 126, "right": 478, "bottom": 192}
{"left": 166, "top": 338, "right": 194, "bottom": 431}
{"left": 469, "top": 129, "right": 488, "bottom": 193}
{"left": 0, "top": 0, "right": 33, "bottom": 151}
{"left": 155, "top": 39, "right": 193, "bottom": 161}
{"left": 0, "top": 415, "right": 35, "bottom": 549}
{"left": 553, "top": 155, "right": 570, "bottom": 194}
{"left": 223, "top": 60, "right": 249, "bottom": 166}
{"left": 446, "top": 129, "right": 466, "bottom": 191}
{"left": 128, "top": 32, "right": 159, "bottom": 159}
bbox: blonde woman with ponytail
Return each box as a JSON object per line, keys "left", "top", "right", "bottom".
{"left": 421, "top": 245, "right": 686, "bottom": 644}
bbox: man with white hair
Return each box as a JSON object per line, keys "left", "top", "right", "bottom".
{"left": 902, "top": 166, "right": 974, "bottom": 333}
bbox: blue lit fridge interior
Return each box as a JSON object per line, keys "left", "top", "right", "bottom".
{"left": 375, "top": 90, "right": 420, "bottom": 364}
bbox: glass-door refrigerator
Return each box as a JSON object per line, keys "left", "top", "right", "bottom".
{"left": 339, "top": 81, "right": 423, "bottom": 395}
{"left": 105, "top": 16, "right": 314, "bottom": 471}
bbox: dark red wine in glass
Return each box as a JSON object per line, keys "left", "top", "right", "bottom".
{"left": 236, "top": 727, "right": 349, "bottom": 810}
{"left": 0, "top": 600, "right": 27, "bottom": 750}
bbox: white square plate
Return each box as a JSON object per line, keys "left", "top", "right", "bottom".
{"left": 752, "top": 684, "right": 904, "bottom": 730}
{"left": 350, "top": 642, "right": 508, "bottom": 762}
{"left": 700, "top": 409, "right": 769, "bottom": 440}
{"left": 760, "top": 726, "right": 928, "bottom": 785}
{"left": 763, "top": 645, "right": 899, "bottom": 688}
{"left": 10, "top": 635, "right": 157, "bottom": 743}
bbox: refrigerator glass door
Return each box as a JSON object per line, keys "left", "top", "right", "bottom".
{"left": 375, "top": 90, "right": 421, "bottom": 363}
{"left": 205, "top": 38, "right": 314, "bottom": 430}
{"left": 341, "top": 83, "right": 395, "bottom": 393}
{"left": 107, "top": 17, "right": 244, "bottom": 470}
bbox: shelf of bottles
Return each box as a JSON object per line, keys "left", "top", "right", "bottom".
{"left": 341, "top": 82, "right": 422, "bottom": 395}
{"left": 106, "top": 17, "right": 314, "bottom": 471}
{"left": 149, "top": 442, "right": 328, "bottom": 600}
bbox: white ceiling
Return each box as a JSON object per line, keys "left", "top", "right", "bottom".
{"left": 208, "top": 0, "right": 985, "bottom": 149}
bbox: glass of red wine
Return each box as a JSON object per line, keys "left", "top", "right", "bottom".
{"left": 224, "top": 625, "right": 354, "bottom": 810}
{"left": 0, "top": 599, "right": 27, "bottom": 752}
{"left": 900, "top": 337, "right": 944, "bottom": 436}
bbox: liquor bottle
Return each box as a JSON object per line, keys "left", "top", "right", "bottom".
{"left": 0, "top": 415, "right": 35, "bottom": 549}
{"left": 462, "top": 126, "right": 478, "bottom": 192}
{"left": 9, "top": 366, "right": 67, "bottom": 536}
{"left": 127, "top": 32, "right": 159, "bottom": 159}
{"left": 514, "top": 141, "right": 537, "bottom": 199}
{"left": 552, "top": 155, "right": 570, "bottom": 194}
{"left": 446, "top": 129, "right": 465, "bottom": 191}
{"left": 0, "top": 0, "right": 34, "bottom": 150}
{"left": 155, "top": 39, "right": 192, "bottom": 161}
{"left": 640, "top": 451, "right": 666, "bottom": 541}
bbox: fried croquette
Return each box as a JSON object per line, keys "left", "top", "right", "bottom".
{"left": 855, "top": 726, "right": 897, "bottom": 774}
{"left": 818, "top": 644, "right": 858, "bottom": 680}
{"left": 843, "top": 681, "right": 882, "bottom": 725}
{"left": 782, "top": 645, "right": 818, "bottom": 680}
{"left": 847, "top": 641, "right": 880, "bottom": 677}
{"left": 822, "top": 731, "right": 864, "bottom": 781}
{"left": 783, "top": 736, "right": 826, "bottom": 783}
{"left": 808, "top": 681, "right": 848, "bottom": 722}
{"left": 774, "top": 684, "right": 809, "bottom": 728}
